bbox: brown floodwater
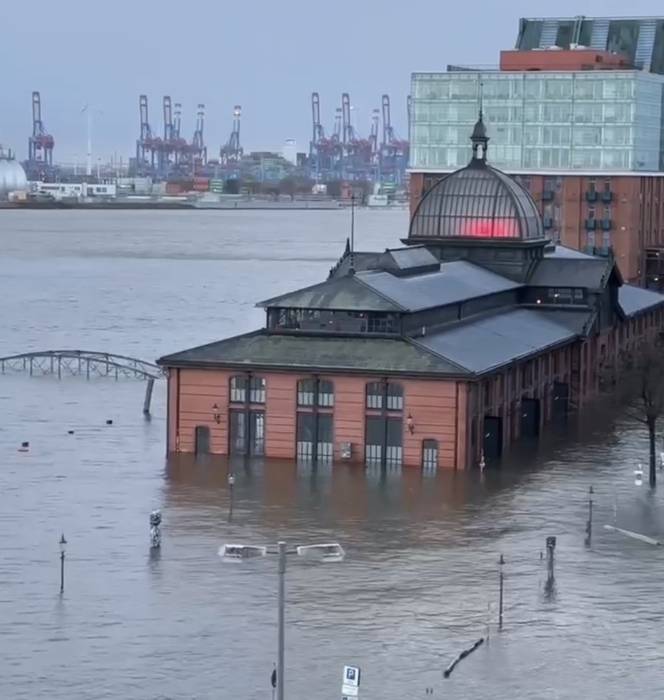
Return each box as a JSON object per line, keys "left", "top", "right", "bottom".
{"left": 1, "top": 209, "right": 664, "bottom": 699}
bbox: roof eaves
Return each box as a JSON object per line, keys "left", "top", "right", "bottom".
{"left": 156, "top": 329, "right": 264, "bottom": 366}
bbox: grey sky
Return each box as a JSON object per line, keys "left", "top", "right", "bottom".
{"left": 1, "top": 0, "right": 663, "bottom": 162}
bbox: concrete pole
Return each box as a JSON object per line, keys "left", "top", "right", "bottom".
{"left": 277, "top": 541, "right": 286, "bottom": 700}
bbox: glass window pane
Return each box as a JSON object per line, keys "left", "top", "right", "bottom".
{"left": 230, "top": 376, "right": 247, "bottom": 403}
{"left": 318, "top": 380, "right": 334, "bottom": 407}
{"left": 366, "top": 382, "right": 383, "bottom": 409}
{"left": 250, "top": 376, "right": 266, "bottom": 404}
{"left": 386, "top": 383, "right": 403, "bottom": 411}
{"left": 230, "top": 410, "right": 246, "bottom": 454}
{"left": 297, "top": 379, "right": 315, "bottom": 406}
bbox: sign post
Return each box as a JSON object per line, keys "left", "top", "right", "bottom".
{"left": 341, "top": 665, "right": 360, "bottom": 699}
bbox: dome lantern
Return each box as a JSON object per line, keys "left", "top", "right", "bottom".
{"left": 408, "top": 116, "right": 544, "bottom": 243}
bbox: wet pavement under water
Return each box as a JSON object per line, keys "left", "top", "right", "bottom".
{"left": 1, "top": 210, "right": 664, "bottom": 699}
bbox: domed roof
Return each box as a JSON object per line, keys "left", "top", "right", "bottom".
{"left": 0, "top": 152, "right": 27, "bottom": 198}
{"left": 408, "top": 115, "right": 543, "bottom": 242}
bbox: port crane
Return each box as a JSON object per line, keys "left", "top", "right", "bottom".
{"left": 219, "top": 105, "right": 242, "bottom": 165}
{"left": 26, "top": 91, "right": 55, "bottom": 179}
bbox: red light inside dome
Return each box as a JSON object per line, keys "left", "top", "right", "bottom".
{"left": 462, "top": 218, "right": 519, "bottom": 238}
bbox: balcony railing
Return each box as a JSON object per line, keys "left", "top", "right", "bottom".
{"left": 541, "top": 190, "right": 555, "bottom": 202}
{"left": 601, "top": 190, "right": 613, "bottom": 203}
{"left": 585, "top": 190, "right": 598, "bottom": 203}
{"left": 601, "top": 218, "right": 612, "bottom": 231}
{"left": 585, "top": 219, "right": 597, "bottom": 230}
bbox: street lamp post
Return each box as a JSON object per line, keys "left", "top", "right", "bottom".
{"left": 219, "top": 540, "right": 345, "bottom": 700}
{"left": 59, "top": 533, "right": 67, "bottom": 594}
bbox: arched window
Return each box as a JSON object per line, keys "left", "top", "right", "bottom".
{"left": 230, "top": 375, "right": 247, "bottom": 403}
{"left": 297, "top": 379, "right": 316, "bottom": 406}
{"left": 366, "top": 382, "right": 383, "bottom": 409}
{"left": 366, "top": 381, "right": 403, "bottom": 411}
{"left": 249, "top": 376, "right": 266, "bottom": 404}
{"left": 386, "top": 382, "right": 403, "bottom": 411}
{"left": 298, "top": 378, "right": 334, "bottom": 407}
{"left": 230, "top": 375, "right": 266, "bottom": 404}
{"left": 364, "top": 380, "right": 404, "bottom": 468}
{"left": 296, "top": 377, "right": 335, "bottom": 463}
{"left": 318, "top": 379, "right": 334, "bottom": 407}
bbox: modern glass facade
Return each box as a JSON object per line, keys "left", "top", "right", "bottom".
{"left": 410, "top": 71, "right": 664, "bottom": 172}
{"left": 515, "top": 17, "right": 664, "bottom": 74}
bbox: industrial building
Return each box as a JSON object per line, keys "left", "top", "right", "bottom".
{"left": 0, "top": 147, "right": 28, "bottom": 199}
{"left": 409, "top": 16, "right": 664, "bottom": 288}
{"left": 157, "top": 120, "right": 664, "bottom": 470}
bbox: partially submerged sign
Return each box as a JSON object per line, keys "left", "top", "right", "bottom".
{"left": 341, "top": 665, "right": 360, "bottom": 698}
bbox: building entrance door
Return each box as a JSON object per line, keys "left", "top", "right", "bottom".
{"left": 422, "top": 439, "right": 439, "bottom": 474}
{"left": 483, "top": 416, "right": 503, "bottom": 462}
{"left": 520, "top": 398, "right": 541, "bottom": 438}
{"left": 230, "top": 410, "right": 265, "bottom": 456}
{"left": 552, "top": 382, "right": 569, "bottom": 421}
{"left": 195, "top": 425, "right": 210, "bottom": 454}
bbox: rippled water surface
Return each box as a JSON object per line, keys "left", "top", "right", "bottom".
{"left": 1, "top": 209, "right": 664, "bottom": 699}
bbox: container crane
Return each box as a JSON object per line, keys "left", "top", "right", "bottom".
{"left": 173, "top": 102, "right": 182, "bottom": 139}
{"left": 188, "top": 103, "right": 207, "bottom": 173}
{"left": 135, "top": 94, "right": 158, "bottom": 175}
{"left": 220, "top": 105, "right": 242, "bottom": 164}
{"left": 309, "top": 92, "right": 341, "bottom": 180}
{"left": 27, "top": 91, "right": 55, "bottom": 179}
{"left": 379, "top": 93, "right": 409, "bottom": 186}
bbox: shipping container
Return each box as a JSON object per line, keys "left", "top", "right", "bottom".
{"left": 165, "top": 182, "right": 185, "bottom": 195}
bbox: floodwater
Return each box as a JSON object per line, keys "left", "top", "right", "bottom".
{"left": 1, "top": 209, "right": 664, "bottom": 700}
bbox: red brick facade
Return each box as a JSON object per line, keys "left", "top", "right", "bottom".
{"left": 410, "top": 171, "right": 664, "bottom": 287}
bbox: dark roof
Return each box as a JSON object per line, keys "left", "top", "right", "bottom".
{"left": 408, "top": 161, "right": 544, "bottom": 241}
{"left": 415, "top": 307, "right": 592, "bottom": 374}
{"left": 618, "top": 285, "right": 664, "bottom": 317}
{"left": 543, "top": 245, "right": 596, "bottom": 260}
{"left": 378, "top": 246, "right": 440, "bottom": 275}
{"left": 329, "top": 251, "right": 382, "bottom": 279}
{"left": 357, "top": 260, "right": 522, "bottom": 312}
{"left": 257, "top": 275, "right": 402, "bottom": 312}
{"left": 157, "top": 330, "right": 467, "bottom": 376}
{"left": 529, "top": 256, "right": 612, "bottom": 288}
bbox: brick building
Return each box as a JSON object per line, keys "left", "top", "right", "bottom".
{"left": 409, "top": 15, "right": 664, "bottom": 287}
{"left": 158, "top": 121, "right": 664, "bottom": 471}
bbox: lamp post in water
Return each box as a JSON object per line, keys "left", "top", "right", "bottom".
{"left": 219, "top": 540, "right": 345, "bottom": 700}
{"left": 59, "top": 533, "right": 67, "bottom": 594}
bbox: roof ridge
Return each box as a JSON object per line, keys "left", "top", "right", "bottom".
{"left": 351, "top": 274, "right": 408, "bottom": 312}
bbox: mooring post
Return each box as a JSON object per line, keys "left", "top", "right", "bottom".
{"left": 546, "top": 536, "right": 556, "bottom": 580}
{"left": 498, "top": 554, "right": 504, "bottom": 631}
{"left": 585, "top": 486, "right": 593, "bottom": 546}
{"left": 143, "top": 378, "right": 155, "bottom": 415}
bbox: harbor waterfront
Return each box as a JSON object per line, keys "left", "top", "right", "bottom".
{"left": 2, "top": 209, "right": 664, "bottom": 699}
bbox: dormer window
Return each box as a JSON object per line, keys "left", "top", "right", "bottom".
{"left": 268, "top": 308, "right": 399, "bottom": 335}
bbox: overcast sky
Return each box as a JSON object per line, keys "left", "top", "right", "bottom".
{"left": 1, "top": 0, "right": 663, "bottom": 162}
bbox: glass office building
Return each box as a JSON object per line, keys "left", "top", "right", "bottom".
{"left": 410, "top": 70, "right": 664, "bottom": 172}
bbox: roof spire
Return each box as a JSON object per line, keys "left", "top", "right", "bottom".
{"left": 470, "top": 84, "right": 488, "bottom": 164}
